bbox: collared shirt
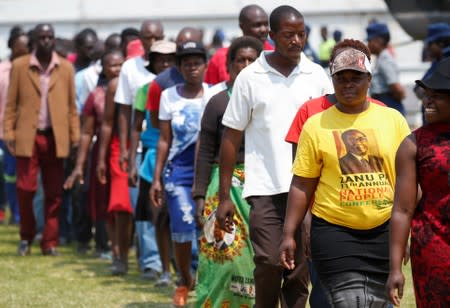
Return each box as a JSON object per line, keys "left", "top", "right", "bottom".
{"left": 0, "top": 60, "right": 12, "bottom": 139}
{"left": 204, "top": 40, "right": 274, "bottom": 85}
{"left": 222, "top": 51, "right": 333, "bottom": 198}
{"left": 75, "top": 60, "right": 101, "bottom": 112}
{"left": 370, "top": 49, "right": 399, "bottom": 95}
{"left": 114, "top": 56, "right": 155, "bottom": 106}
{"left": 29, "top": 51, "right": 60, "bottom": 129}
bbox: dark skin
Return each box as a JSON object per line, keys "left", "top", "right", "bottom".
{"left": 96, "top": 76, "right": 133, "bottom": 265}
{"left": 117, "top": 21, "right": 164, "bottom": 172}
{"left": 216, "top": 15, "right": 307, "bottom": 232}
{"left": 10, "top": 34, "right": 29, "bottom": 60}
{"left": 266, "top": 15, "right": 306, "bottom": 77}
{"left": 194, "top": 47, "right": 259, "bottom": 229}
{"left": 97, "top": 78, "right": 118, "bottom": 185}
{"left": 5, "top": 24, "right": 58, "bottom": 155}
{"left": 239, "top": 6, "right": 269, "bottom": 43}
{"left": 149, "top": 54, "right": 206, "bottom": 289}
{"left": 128, "top": 52, "right": 176, "bottom": 187}
{"left": 75, "top": 33, "right": 98, "bottom": 70}
{"left": 64, "top": 52, "right": 124, "bottom": 189}
{"left": 280, "top": 69, "right": 371, "bottom": 269}
{"left": 368, "top": 37, "right": 405, "bottom": 102}
{"left": 386, "top": 88, "right": 450, "bottom": 306}
{"left": 148, "top": 28, "right": 203, "bottom": 129}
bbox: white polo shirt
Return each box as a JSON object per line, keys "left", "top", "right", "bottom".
{"left": 115, "top": 56, "right": 155, "bottom": 105}
{"left": 222, "top": 51, "right": 333, "bottom": 198}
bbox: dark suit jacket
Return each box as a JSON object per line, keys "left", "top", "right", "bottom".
{"left": 339, "top": 153, "right": 384, "bottom": 175}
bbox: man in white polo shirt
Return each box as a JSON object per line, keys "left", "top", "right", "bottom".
{"left": 114, "top": 20, "right": 164, "bottom": 280}
{"left": 217, "top": 5, "right": 332, "bottom": 307}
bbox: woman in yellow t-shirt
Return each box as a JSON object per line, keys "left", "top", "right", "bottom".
{"left": 280, "top": 40, "right": 410, "bottom": 307}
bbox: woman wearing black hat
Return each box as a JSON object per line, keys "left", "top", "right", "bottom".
{"left": 386, "top": 58, "right": 450, "bottom": 308}
{"left": 150, "top": 41, "right": 210, "bottom": 307}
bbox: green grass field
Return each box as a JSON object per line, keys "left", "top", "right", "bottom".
{"left": 0, "top": 222, "right": 416, "bottom": 307}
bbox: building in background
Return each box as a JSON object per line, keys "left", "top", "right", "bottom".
{"left": 0, "top": 0, "right": 442, "bottom": 126}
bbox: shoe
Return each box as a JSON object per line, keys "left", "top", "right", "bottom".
{"left": 43, "top": 247, "right": 59, "bottom": 256}
{"left": 34, "top": 232, "right": 43, "bottom": 242}
{"left": 94, "top": 250, "right": 112, "bottom": 261}
{"left": 172, "top": 286, "right": 188, "bottom": 307}
{"left": 17, "top": 240, "right": 30, "bottom": 256}
{"left": 8, "top": 216, "right": 19, "bottom": 225}
{"left": 0, "top": 209, "right": 5, "bottom": 224}
{"left": 77, "top": 242, "right": 91, "bottom": 254}
{"left": 111, "top": 259, "right": 128, "bottom": 276}
{"left": 141, "top": 268, "right": 159, "bottom": 280}
{"left": 155, "top": 271, "right": 172, "bottom": 287}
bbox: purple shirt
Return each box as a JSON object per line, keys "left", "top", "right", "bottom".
{"left": 29, "top": 52, "right": 60, "bottom": 129}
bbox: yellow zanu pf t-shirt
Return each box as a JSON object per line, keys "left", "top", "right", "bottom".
{"left": 293, "top": 103, "right": 410, "bottom": 230}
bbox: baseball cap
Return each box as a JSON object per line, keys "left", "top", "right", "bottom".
{"left": 330, "top": 48, "right": 372, "bottom": 76}
{"left": 425, "top": 23, "right": 450, "bottom": 45}
{"left": 415, "top": 57, "right": 450, "bottom": 91}
{"left": 366, "top": 22, "right": 390, "bottom": 41}
{"left": 150, "top": 40, "right": 176, "bottom": 54}
{"left": 176, "top": 41, "right": 206, "bottom": 58}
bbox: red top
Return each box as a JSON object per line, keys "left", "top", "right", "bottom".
{"left": 204, "top": 40, "right": 274, "bottom": 85}
{"left": 285, "top": 95, "right": 386, "bottom": 144}
{"left": 145, "top": 80, "right": 163, "bottom": 112}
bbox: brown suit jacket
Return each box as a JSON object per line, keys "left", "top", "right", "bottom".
{"left": 3, "top": 54, "right": 80, "bottom": 158}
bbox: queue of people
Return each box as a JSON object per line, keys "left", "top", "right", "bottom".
{"left": 0, "top": 3, "right": 448, "bottom": 308}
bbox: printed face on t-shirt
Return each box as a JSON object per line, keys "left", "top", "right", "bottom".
{"left": 334, "top": 128, "right": 384, "bottom": 175}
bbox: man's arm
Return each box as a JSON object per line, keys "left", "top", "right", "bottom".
{"left": 216, "top": 127, "right": 243, "bottom": 233}
{"left": 149, "top": 120, "right": 172, "bottom": 207}
{"left": 128, "top": 109, "right": 145, "bottom": 186}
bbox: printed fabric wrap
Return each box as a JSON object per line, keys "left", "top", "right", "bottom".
{"left": 196, "top": 164, "right": 255, "bottom": 308}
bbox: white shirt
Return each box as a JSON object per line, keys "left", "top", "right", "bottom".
{"left": 75, "top": 60, "right": 101, "bottom": 112}
{"left": 222, "top": 51, "right": 333, "bottom": 198}
{"left": 159, "top": 83, "right": 212, "bottom": 161}
{"left": 115, "top": 56, "right": 155, "bottom": 105}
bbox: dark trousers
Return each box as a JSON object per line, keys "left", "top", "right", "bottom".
{"left": 247, "top": 193, "right": 309, "bottom": 308}
{"left": 16, "top": 134, "right": 64, "bottom": 251}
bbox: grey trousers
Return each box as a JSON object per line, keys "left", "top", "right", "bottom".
{"left": 320, "top": 271, "right": 391, "bottom": 308}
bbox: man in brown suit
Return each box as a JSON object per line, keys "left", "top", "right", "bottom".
{"left": 3, "top": 23, "right": 80, "bottom": 256}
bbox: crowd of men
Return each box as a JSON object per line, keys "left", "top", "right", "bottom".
{"left": 0, "top": 3, "right": 449, "bottom": 308}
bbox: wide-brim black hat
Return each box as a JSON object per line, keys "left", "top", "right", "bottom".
{"left": 415, "top": 57, "right": 450, "bottom": 91}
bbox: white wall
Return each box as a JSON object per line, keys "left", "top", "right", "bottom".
{"left": 0, "top": 0, "right": 427, "bottom": 125}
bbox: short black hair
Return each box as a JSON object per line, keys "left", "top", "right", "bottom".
{"left": 120, "top": 27, "right": 140, "bottom": 43}
{"left": 378, "top": 33, "right": 390, "bottom": 46}
{"left": 7, "top": 26, "right": 26, "bottom": 49}
{"left": 269, "top": 5, "right": 303, "bottom": 33}
{"left": 226, "top": 36, "right": 263, "bottom": 68}
{"left": 74, "top": 28, "right": 98, "bottom": 47}
{"left": 239, "top": 4, "right": 266, "bottom": 23}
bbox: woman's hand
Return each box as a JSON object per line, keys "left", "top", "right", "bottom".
{"left": 150, "top": 180, "right": 163, "bottom": 208}
{"left": 386, "top": 270, "right": 405, "bottom": 307}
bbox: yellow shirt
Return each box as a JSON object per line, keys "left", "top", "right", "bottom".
{"left": 293, "top": 103, "right": 410, "bottom": 230}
